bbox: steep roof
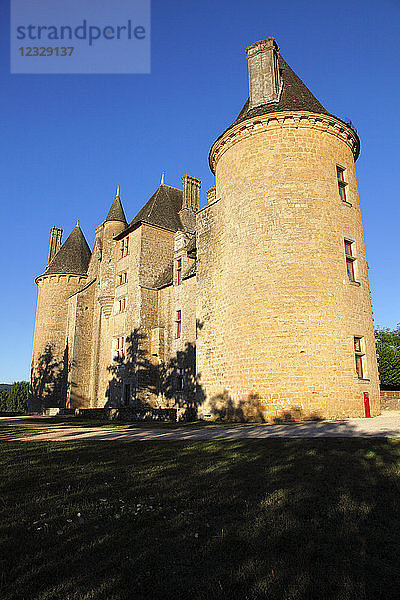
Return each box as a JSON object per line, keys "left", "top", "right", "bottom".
{"left": 186, "top": 234, "right": 196, "bottom": 258}
{"left": 234, "top": 54, "right": 330, "bottom": 125}
{"left": 210, "top": 51, "right": 360, "bottom": 170}
{"left": 129, "top": 184, "right": 183, "bottom": 231}
{"left": 43, "top": 225, "right": 91, "bottom": 276}
{"left": 154, "top": 262, "right": 174, "bottom": 289}
{"left": 105, "top": 195, "right": 127, "bottom": 223}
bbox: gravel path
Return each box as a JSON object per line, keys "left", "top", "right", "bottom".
{"left": 2, "top": 412, "right": 400, "bottom": 441}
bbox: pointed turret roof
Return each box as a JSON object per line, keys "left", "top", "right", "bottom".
{"left": 209, "top": 48, "right": 360, "bottom": 170}
{"left": 115, "top": 184, "right": 183, "bottom": 239}
{"left": 130, "top": 184, "right": 183, "bottom": 231}
{"left": 105, "top": 193, "right": 127, "bottom": 224}
{"left": 43, "top": 224, "right": 91, "bottom": 276}
{"left": 234, "top": 54, "right": 330, "bottom": 125}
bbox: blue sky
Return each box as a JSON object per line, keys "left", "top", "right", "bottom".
{"left": 0, "top": 0, "right": 399, "bottom": 383}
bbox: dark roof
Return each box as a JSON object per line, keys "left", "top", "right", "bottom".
{"left": 234, "top": 54, "right": 329, "bottom": 125}
{"left": 105, "top": 195, "right": 127, "bottom": 223}
{"left": 154, "top": 262, "right": 173, "bottom": 289}
{"left": 130, "top": 184, "right": 183, "bottom": 231}
{"left": 43, "top": 225, "right": 91, "bottom": 276}
{"left": 183, "top": 262, "right": 196, "bottom": 280}
{"left": 210, "top": 53, "right": 360, "bottom": 170}
{"left": 186, "top": 235, "right": 196, "bottom": 258}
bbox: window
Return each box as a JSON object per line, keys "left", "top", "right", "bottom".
{"left": 120, "top": 236, "right": 129, "bottom": 258}
{"left": 117, "top": 271, "right": 128, "bottom": 286}
{"left": 114, "top": 336, "right": 125, "bottom": 360}
{"left": 337, "top": 166, "right": 348, "bottom": 203}
{"left": 176, "top": 310, "right": 182, "bottom": 339}
{"left": 117, "top": 297, "right": 127, "bottom": 313}
{"left": 344, "top": 239, "right": 357, "bottom": 282}
{"left": 122, "top": 382, "right": 131, "bottom": 406}
{"left": 354, "top": 337, "right": 365, "bottom": 379}
{"left": 176, "top": 258, "right": 182, "bottom": 285}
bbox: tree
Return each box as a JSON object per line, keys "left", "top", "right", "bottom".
{"left": 375, "top": 325, "right": 400, "bottom": 388}
{"left": 0, "top": 382, "right": 29, "bottom": 413}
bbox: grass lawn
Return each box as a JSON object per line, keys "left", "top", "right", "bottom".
{"left": 1, "top": 439, "right": 400, "bottom": 599}
{"left": 0, "top": 416, "right": 249, "bottom": 434}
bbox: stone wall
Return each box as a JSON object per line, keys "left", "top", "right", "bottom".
{"left": 197, "top": 111, "right": 380, "bottom": 420}
{"left": 30, "top": 274, "right": 88, "bottom": 410}
{"left": 380, "top": 390, "right": 400, "bottom": 411}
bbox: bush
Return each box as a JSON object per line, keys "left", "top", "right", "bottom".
{"left": 376, "top": 325, "right": 400, "bottom": 389}
{"left": 0, "top": 382, "right": 29, "bottom": 413}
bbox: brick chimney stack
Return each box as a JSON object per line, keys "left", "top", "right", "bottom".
{"left": 47, "top": 227, "right": 63, "bottom": 266}
{"left": 245, "top": 37, "right": 281, "bottom": 109}
{"left": 182, "top": 174, "right": 201, "bottom": 212}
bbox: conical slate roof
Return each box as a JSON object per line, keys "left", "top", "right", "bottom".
{"left": 234, "top": 54, "right": 330, "bottom": 125}
{"left": 128, "top": 184, "right": 183, "bottom": 232}
{"left": 105, "top": 195, "right": 127, "bottom": 223}
{"left": 210, "top": 51, "right": 359, "bottom": 170}
{"left": 44, "top": 224, "right": 91, "bottom": 276}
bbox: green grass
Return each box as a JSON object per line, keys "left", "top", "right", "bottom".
{"left": 1, "top": 439, "right": 400, "bottom": 599}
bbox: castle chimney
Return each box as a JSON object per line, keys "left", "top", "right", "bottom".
{"left": 207, "top": 187, "right": 216, "bottom": 204}
{"left": 182, "top": 174, "right": 201, "bottom": 212}
{"left": 47, "top": 226, "right": 63, "bottom": 266}
{"left": 245, "top": 37, "right": 281, "bottom": 109}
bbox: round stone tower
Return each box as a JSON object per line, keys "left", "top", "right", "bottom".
{"left": 197, "top": 37, "right": 379, "bottom": 420}
{"left": 30, "top": 224, "right": 91, "bottom": 411}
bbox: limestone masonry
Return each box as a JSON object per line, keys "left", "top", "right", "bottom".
{"left": 30, "top": 37, "right": 380, "bottom": 420}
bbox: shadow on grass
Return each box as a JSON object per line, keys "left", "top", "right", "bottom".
{"left": 1, "top": 436, "right": 400, "bottom": 599}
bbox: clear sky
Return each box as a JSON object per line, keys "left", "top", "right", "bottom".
{"left": 0, "top": 0, "right": 399, "bottom": 383}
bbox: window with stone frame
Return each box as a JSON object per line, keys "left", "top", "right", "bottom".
{"left": 120, "top": 236, "right": 129, "bottom": 258}
{"left": 337, "top": 166, "right": 348, "bottom": 203}
{"left": 176, "top": 258, "right": 182, "bottom": 285}
{"left": 176, "top": 310, "right": 182, "bottom": 339}
{"left": 354, "top": 336, "right": 365, "bottom": 379}
{"left": 117, "top": 271, "right": 128, "bottom": 286}
{"left": 344, "top": 239, "right": 357, "bottom": 282}
{"left": 114, "top": 336, "right": 125, "bottom": 360}
{"left": 117, "top": 297, "right": 127, "bottom": 313}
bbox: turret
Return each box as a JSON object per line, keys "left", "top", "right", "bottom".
{"left": 93, "top": 187, "right": 127, "bottom": 304}
{"left": 197, "top": 37, "right": 379, "bottom": 420}
{"left": 30, "top": 223, "right": 91, "bottom": 411}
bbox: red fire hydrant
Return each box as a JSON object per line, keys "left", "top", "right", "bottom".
{"left": 363, "top": 392, "right": 371, "bottom": 418}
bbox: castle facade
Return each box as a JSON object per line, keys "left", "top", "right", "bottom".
{"left": 30, "top": 37, "right": 380, "bottom": 420}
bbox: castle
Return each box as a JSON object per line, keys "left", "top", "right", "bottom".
{"left": 30, "top": 37, "right": 380, "bottom": 420}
